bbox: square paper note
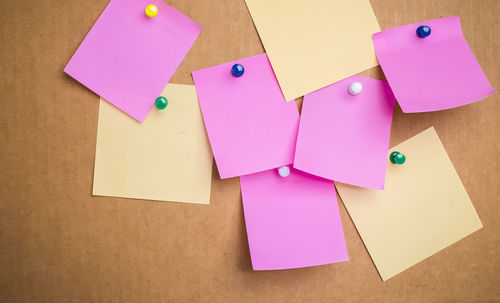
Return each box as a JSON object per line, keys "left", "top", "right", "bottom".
{"left": 192, "top": 54, "right": 300, "bottom": 179}
{"left": 93, "top": 84, "right": 213, "bottom": 204}
{"left": 373, "top": 16, "right": 495, "bottom": 113}
{"left": 336, "top": 127, "right": 482, "bottom": 281}
{"left": 240, "top": 168, "right": 349, "bottom": 270}
{"left": 244, "top": 0, "right": 380, "bottom": 100}
{"left": 294, "top": 75, "right": 395, "bottom": 189}
{"left": 65, "top": 0, "right": 201, "bottom": 122}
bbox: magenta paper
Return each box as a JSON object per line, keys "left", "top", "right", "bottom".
{"left": 373, "top": 16, "right": 495, "bottom": 113}
{"left": 294, "top": 75, "right": 395, "bottom": 190}
{"left": 240, "top": 168, "right": 349, "bottom": 270}
{"left": 192, "top": 54, "right": 299, "bottom": 179}
{"left": 65, "top": 0, "right": 201, "bottom": 122}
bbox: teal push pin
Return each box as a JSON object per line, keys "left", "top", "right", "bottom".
{"left": 155, "top": 96, "right": 168, "bottom": 110}
{"left": 390, "top": 151, "right": 406, "bottom": 165}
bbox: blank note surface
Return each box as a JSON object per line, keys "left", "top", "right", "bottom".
{"left": 245, "top": 0, "right": 380, "bottom": 100}
{"left": 240, "top": 169, "right": 349, "bottom": 270}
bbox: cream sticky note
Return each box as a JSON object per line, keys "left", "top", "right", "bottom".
{"left": 294, "top": 75, "right": 395, "bottom": 189}
{"left": 244, "top": 0, "right": 380, "bottom": 100}
{"left": 336, "top": 127, "right": 482, "bottom": 281}
{"left": 65, "top": 0, "right": 201, "bottom": 122}
{"left": 192, "top": 54, "right": 299, "bottom": 179}
{"left": 373, "top": 16, "right": 495, "bottom": 113}
{"left": 93, "top": 84, "right": 213, "bottom": 204}
{"left": 240, "top": 168, "right": 349, "bottom": 270}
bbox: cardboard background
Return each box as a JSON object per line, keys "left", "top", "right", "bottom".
{"left": 0, "top": 0, "right": 499, "bottom": 301}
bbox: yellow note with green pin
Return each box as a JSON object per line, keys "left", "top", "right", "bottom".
{"left": 336, "top": 127, "right": 482, "bottom": 281}
{"left": 93, "top": 84, "right": 213, "bottom": 204}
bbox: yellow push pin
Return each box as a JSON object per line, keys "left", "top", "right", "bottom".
{"left": 145, "top": 4, "right": 158, "bottom": 18}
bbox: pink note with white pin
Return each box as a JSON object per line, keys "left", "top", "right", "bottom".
{"left": 294, "top": 75, "right": 395, "bottom": 190}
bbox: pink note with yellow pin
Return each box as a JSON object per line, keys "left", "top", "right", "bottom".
{"left": 65, "top": 0, "right": 201, "bottom": 122}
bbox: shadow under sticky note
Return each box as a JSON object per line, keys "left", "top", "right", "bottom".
{"left": 240, "top": 168, "right": 349, "bottom": 270}
{"left": 244, "top": 0, "right": 380, "bottom": 100}
{"left": 294, "top": 75, "right": 395, "bottom": 189}
{"left": 93, "top": 84, "right": 213, "bottom": 204}
{"left": 65, "top": 0, "right": 201, "bottom": 122}
{"left": 373, "top": 16, "right": 495, "bottom": 113}
{"left": 192, "top": 54, "right": 300, "bottom": 179}
{"left": 336, "top": 127, "right": 482, "bottom": 281}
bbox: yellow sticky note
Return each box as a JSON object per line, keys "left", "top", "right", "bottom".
{"left": 93, "top": 84, "right": 213, "bottom": 204}
{"left": 336, "top": 127, "right": 482, "bottom": 281}
{"left": 244, "top": 0, "right": 380, "bottom": 100}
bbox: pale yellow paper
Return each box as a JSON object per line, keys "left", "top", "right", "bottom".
{"left": 244, "top": 0, "right": 380, "bottom": 101}
{"left": 336, "top": 127, "right": 482, "bottom": 281}
{"left": 93, "top": 84, "right": 213, "bottom": 204}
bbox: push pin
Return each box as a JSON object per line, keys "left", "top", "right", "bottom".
{"left": 416, "top": 25, "right": 431, "bottom": 38}
{"left": 349, "top": 82, "right": 363, "bottom": 96}
{"left": 390, "top": 151, "right": 406, "bottom": 165}
{"left": 155, "top": 96, "right": 168, "bottom": 110}
{"left": 145, "top": 4, "right": 158, "bottom": 18}
{"left": 278, "top": 166, "right": 290, "bottom": 177}
{"left": 231, "top": 64, "right": 244, "bottom": 77}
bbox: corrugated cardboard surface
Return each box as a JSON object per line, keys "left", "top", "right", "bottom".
{"left": 0, "top": 0, "right": 499, "bottom": 302}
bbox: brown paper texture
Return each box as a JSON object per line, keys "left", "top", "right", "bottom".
{"left": 1, "top": 0, "right": 499, "bottom": 301}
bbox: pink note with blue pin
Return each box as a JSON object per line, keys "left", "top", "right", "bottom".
{"left": 373, "top": 16, "right": 495, "bottom": 113}
{"left": 65, "top": 0, "right": 201, "bottom": 122}
{"left": 192, "top": 54, "right": 299, "bottom": 179}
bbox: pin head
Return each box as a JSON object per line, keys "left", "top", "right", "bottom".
{"left": 349, "top": 82, "right": 363, "bottom": 95}
{"left": 416, "top": 25, "right": 431, "bottom": 38}
{"left": 155, "top": 96, "right": 168, "bottom": 110}
{"left": 390, "top": 151, "right": 406, "bottom": 165}
{"left": 278, "top": 166, "right": 290, "bottom": 177}
{"left": 145, "top": 4, "right": 158, "bottom": 18}
{"left": 231, "top": 64, "right": 244, "bottom": 77}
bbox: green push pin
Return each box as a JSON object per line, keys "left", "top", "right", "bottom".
{"left": 390, "top": 151, "right": 406, "bottom": 165}
{"left": 155, "top": 96, "right": 168, "bottom": 110}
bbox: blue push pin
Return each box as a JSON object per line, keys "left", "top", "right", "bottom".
{"left": 231, "top": 64, "right": 244, "bottom": 77}
{"left": 416, "top": 25, "right": 431, "bottom": 38}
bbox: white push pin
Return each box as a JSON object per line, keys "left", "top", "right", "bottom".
{"left": 278, "top": 166, "right": 290, "bottom": 177}
{"left": 348, "top": 82, "right": 363, "bottom": 95}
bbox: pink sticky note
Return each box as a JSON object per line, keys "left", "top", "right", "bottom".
{"left": 240, "top": 168, "right": 349, "bottom": 270}
{"left": 192, "top": 54, "right": 299, "bottom": 179}
{"left": 373, "top": 16, "right": 495, "bottom": 113}
{"left": 294, "top": 75, "right": 395, "bottom": 190}
{"left": 65, "top": 0, "right": 201, "bottom": 122}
